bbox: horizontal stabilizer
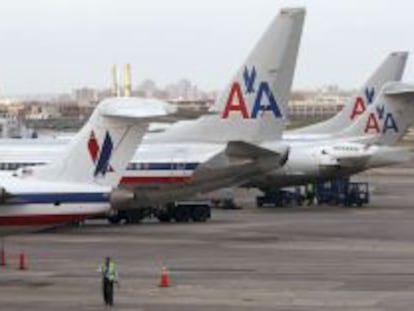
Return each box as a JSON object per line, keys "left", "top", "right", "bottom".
{"left": 225, "top": 141, "right": 288, "bottom": 161}
{"left": 99, "top": 98, "right": 177, "bottom": 121}
{"left": 384, "top": 82, "right": 414, "bottom": 97}
{"left": 191, "top": 142, "right": 289, "bottom": 188}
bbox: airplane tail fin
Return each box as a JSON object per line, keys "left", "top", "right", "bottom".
{"left": 336, "top": 82, "right": 414, "bottom": 145}
{"left": 29, "top": 98, "right": 175, "bottom": 187}
{"left": 211, "top": 8, "right": 305, "bottom": 118}
{"left": 153, "top": 8, "right": 305, "bottom": 143}
{"left": 291, "top": 51, "right": 408, "bottom": 135}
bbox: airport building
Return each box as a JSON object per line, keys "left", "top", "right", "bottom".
{"left": 287, "top": 95, "right": 346, "bottom": 119}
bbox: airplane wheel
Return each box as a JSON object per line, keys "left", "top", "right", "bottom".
{"left": 173, "top": 206, "right": 190, "bottom": 222}
{"left": 191, "top": 206, "right": 209, "bottom": 222}
{"left": 125, "top": 210, "right": 145, "bottom": 224}
{"left": 107, "top": 214, "right": 122, "bottom": 225}
{"left": 157, "top": 213, "right": 172, "bottom": 223}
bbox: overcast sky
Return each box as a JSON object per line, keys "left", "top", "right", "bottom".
{"left": 0, "top": 0, "right": 412, "bottom": 95}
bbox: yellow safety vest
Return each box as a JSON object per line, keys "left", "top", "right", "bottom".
{"left": 101, "top": 261, "right": 116, "bottom": 281}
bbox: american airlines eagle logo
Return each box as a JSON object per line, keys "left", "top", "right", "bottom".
{"left": 87, "top": 131, "right": 114, "bottom": 177}
{"left": 350, "top": 87, "right": 399, "bottom": 134}
{"left": 221, "top": 66, "right": 282, "bottom": 119}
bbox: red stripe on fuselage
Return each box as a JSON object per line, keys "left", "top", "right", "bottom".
{"left": 0, "top": 214, "right": 88, "bottom": 226}
{"left": 120, "top": 176, "right": 192, "bottom": 184}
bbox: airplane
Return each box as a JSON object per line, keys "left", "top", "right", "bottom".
{"left": 0, "top": 8, "right": 305, "bottom": 218}
{"left": 244, "top": 81, "right": 414, "bottom": 191}
{"left": 0, "top": 8, "right": 412, "bottom": 223}
{"left": 3, "top": 78, "right": 411, "bottom": 211}
{"left": 133, "top": 78, "right": 414, "bottom": 198}
{"left": 0, "top": 97, "right": 176, "bottom": 233}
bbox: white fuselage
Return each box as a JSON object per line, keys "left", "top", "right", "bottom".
{"left": 0, "top": 171, "right": 111, "bottom": 226}
{"left": 0, "top": 132, "right": 407, "bottom": 205}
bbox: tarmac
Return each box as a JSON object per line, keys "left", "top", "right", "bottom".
{"left": 2, "top": 163, "right": 414, "bottom": 310}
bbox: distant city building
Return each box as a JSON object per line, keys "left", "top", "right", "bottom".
{"left": 26, "top": 102, "right": 61, "bottom": 120}
{"left": 168, "top": 98, "right": 214, "bottom": 112}
{"left": 288, "top": 90, "right": 349, "bottom": 119}
{"left": 136, "top": 79, "right": 158, "bottom": 98}
{"left": 0, "top": 75, "right": 357, "bottom": 127}
{"left": 73, "top": 87, "right": 98, "bottom": 108}
{"left": 56, "top": 102, "right": 77, "bottom": 117}
{"left": 97, "top": 88, "right": 113, "bottom": 101}
{"left": 165, "top": 79, "right": 209, "bottom": 101}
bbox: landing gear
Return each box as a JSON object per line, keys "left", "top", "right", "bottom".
{"left": 107, "top": 214, "right": 123, "bottom": 225}
{"left": 173, "top": 206, "right": 191, "bottom": 223}
{"left": 108, "top": 203, "right": 211, "bottom": 224}
{"left": 124, "top": 209, "right": 146, "bottom": 224}
{"left": 157, "top": 212, "right": 172, "bottom": 223}
{"left": 107, "top": 208, "right": 148, "bottom": 225}
{"left": 191, "top": 205, "right": 210, "bottom": 222}
{"left": 155, "top": 202, "right": 211, "bottom": 223}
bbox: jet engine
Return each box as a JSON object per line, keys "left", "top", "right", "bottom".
{"left": 109, "top": 188, "right": 136, "bottom": 210}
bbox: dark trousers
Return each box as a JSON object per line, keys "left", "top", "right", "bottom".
{"left": 306, "top": 194, "right": 314, "bottom": 205}
{"left": 102, "top": 278, "right": 114, "bottom": 306}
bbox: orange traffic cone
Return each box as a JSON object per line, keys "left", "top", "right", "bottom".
{"left": 0, "top": 247, "right": 5, "bottom": 266}
{"left": 159, "top": 266, "right": 170, "bottom": 287}
{"left": 18, "top": 252, "right": 27, "bottom": 270}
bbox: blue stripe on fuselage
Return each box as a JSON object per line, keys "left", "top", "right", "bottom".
{"left": 126, "top": 162, "right": 199, "bottom": 171}
{"left": 9, "top": 192, "right": 109, "bottom": 204}
{"left": 0, "top": 162, "right": 201, "bottom": 172}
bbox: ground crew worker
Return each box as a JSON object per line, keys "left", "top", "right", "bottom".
{"left": 305, "top": 182, "right": 315, "bottom": 205}
{"left": 99, "top": 256, "right": 118, "bottom": 306}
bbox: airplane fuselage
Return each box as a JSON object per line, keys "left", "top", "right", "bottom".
{"left": 0, "top": 136, "right": 406, "bottom": 206}
{"left": 0, "top": 173, "right": 111, "bottom": 226}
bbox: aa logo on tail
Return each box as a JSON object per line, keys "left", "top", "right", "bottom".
{"left": 350, "top": 87, "right": 399, "bottom": 134}
{"left": 364, "top": 105, "right": 399, "bottom": 134}
{"left": 221, "top": 66, "right": 282, "bottom": 119}
{"left": 350, "top": 87, "right": 375, "bottom": 120}
{"left": 87, "top": 131, "right": 114, "bottom": 177}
